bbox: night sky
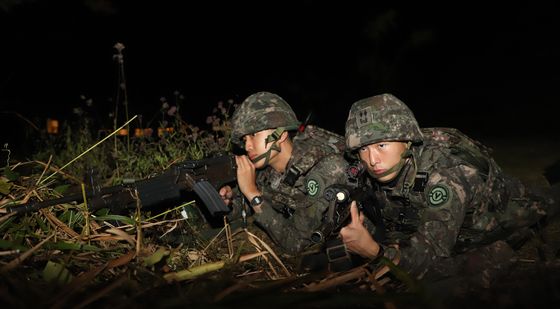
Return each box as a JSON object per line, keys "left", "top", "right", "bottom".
{"left": 1, "top": 1, "right": 559, "bottom": 156}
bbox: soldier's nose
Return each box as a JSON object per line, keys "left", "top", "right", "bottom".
{"left": 245, "top": 141, "right": 254, "bottom": 152}
{"left": 369, "top": 152, "right": 380, "bottom": 166}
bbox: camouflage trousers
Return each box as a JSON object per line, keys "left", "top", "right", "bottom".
{"left": 423, "top": 184, "right": 560, "bottom": 298}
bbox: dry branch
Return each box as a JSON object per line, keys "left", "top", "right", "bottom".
{"left": 164, "top": 251, "right": 268, "bottom": 282}
{"left": 0, "top": 233, "right": 55, "bottom": 273}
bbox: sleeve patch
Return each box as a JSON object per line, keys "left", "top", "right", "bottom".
{"left": 306, "top": 178, "right": 322, "bottom": 197}
{"left": 426, "top": 184, "right": 451, "bottom": 207}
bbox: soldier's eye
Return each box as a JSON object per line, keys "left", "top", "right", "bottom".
{"left": 359, "top": 147, "right": 367, "bottom": 152}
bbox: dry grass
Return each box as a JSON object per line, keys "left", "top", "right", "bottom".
{"left": 1, "top": 134, "right": 559, "bottom": 308}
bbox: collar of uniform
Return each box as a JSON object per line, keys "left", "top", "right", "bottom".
{"left": 258, "top": 140, "right": 302, "bottom": 189}
{"left": 379, "top": 159, "right": 415, "bottom": 197}
{"left": 281, "top": 135, "right": 327, "bottom": 185}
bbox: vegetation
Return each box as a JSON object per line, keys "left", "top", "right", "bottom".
{"left": 1, "top": 45, "right": 559, "bottom": 308}
{"left": 0, "top": 95, "right": 291, "bottom": 307}
{"left": 1, "top": 90, "right": 405, "bottom": 308}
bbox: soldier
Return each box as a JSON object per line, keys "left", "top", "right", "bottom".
{"left": 219, "top": 91, "right": 352, "bottom": 255}
{"left": 339, "top": 93, "right": 558, "bottom": 288}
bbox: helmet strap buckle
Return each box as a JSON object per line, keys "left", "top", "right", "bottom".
{"left": 265, "top": 127, "right": 285, "bottom": 145}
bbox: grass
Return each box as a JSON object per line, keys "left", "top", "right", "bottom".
{"left": 1, "top": 49, "right": 559, "bottom": 307}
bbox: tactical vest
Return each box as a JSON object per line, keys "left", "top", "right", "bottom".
{"left": 378, "top": 128, "right": 504, "bottom": 250}
{"left": 258, "top": 125, "right": 347, "bottom": 214}
{"left": 283, "top": 125, "right": 346, "bottom": 186}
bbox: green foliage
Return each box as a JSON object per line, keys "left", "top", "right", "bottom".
{"left": 42, "top": 261, "right": 74, "bottom": 285}
{"left": 3, "top": 168, "right": 19, "bottom": 181}
{"left": 0, "top": 238, "right": 27, "bottom": 251}
{"left": 34, "top": 119, "right": 114, "bottom": 182}
{"left": 0, "top": 94, "right": 240, "bottom": 307}
{"left": 92, "top": 214, "right": 135, "bottom": 226}
{"left": 0, "top": 178, "right": 12, "bottom": 195}
{"left": 0, "top": 167, "right": 19, "bottom": 196}
{"left": 59, "top": 209, "right": 85, "bottom": 229}
{"left": 32, "top": 98, "right": 234, "bottom": 184}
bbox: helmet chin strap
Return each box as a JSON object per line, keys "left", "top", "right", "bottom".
{"left": 250, "top": 127, "right": 285, "bottom": 166}
{"left": 370, "top": 142, "right": 413, "bottom": 179}
{"left": 250, "top": 143, "right": 280, "bottom": 166}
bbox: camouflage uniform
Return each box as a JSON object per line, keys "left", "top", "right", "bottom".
{"left": 231, "top": 92, "right": 352, "bottom": 255}
{"left": 345, "top": 94, "right": 557, "bottom": 284}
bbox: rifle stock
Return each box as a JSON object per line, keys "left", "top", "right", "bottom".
{"left": 6, "top": 154, "right": 237, "bottom": 217}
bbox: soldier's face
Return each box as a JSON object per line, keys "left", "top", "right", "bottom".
{"left": 243, "top": 129, "right": 277, "bottom": 169}
{"left": 358, "top": 141, "right": 408, "bottom": 183}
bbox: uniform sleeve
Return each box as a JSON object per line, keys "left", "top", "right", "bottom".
{"left": 225, "top": 186, "right": 245, "bottom": 222}
{"left": 397, "top": 165, "right": 479, "bottom": 279}
{"left": 253, "top": 154, "right": 350, "bottom": 255}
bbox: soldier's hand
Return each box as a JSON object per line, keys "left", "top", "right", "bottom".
{"left": 235, "top": 155, "right": 259, "bottom": 199}
{"left": 219, "top": 185, "right": 233, "bottom": 206}
{"left": 340, "top": 201, "right": 381, "bottom": 259}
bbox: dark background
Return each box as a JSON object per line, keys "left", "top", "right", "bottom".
{"left": 1, "top": 1, "right": 559, "bottom": 158}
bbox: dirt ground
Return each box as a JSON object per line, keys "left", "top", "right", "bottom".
{"left": 2, "top": 136, "right": 559, "bottom": 309}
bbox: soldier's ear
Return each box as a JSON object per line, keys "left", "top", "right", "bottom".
{"left": 277, "top": 131, "right": 290, "bottom": 144}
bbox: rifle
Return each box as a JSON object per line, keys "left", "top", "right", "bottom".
{"left": 310, "top": 184, "right": 381, "bottom": 244}
{"left": 6, "top": 154, "right": 237, "bottom": 217}
{"left": 298, "top": 184, "right": 382, "bottom": 272}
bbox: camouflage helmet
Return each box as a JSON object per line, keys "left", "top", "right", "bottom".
{"left": 231, "top": 91, "right": 300, "bottom": 144}
{"left": 345, "top": 93, "right": 423, "bottom": 151}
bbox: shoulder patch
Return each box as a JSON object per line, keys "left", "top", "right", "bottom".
{"left": 426, "top": 184, "right": 451, "bottom": 207}
{"left": 306, "top": 178, "right": 322, "bottom": 197}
